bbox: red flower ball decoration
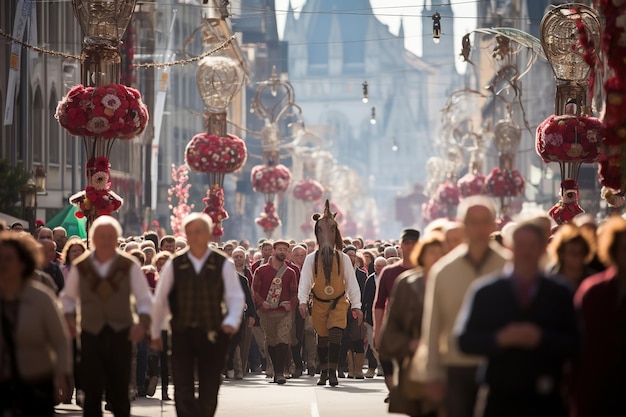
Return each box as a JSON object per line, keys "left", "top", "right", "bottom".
{"left": 293, "top": 179, "right": 325, "bottom": 202}
{"left": 548, "top": 179, "right": 584, "bottom": 225}
{"left": 536, "top": 115, "right": 603, "bottom": 163}
{"left": 202, "top": 185, "right": 229, "bottom": 238}
{"left": 485, "top": 167, "right": 525, "bottom": 198}
{"left": 435, "top": 182, "right": 461, "bottom": 205}
{"left": 421, "top": 199, "right": 446, "bottom": 225}
{"left": 56, "top": 84, "right": 149, "bottom": 139}
{"left": 185, "top": 133, "right": 247, "bottom": 174}
{"left": 256, "top": 201, "right": 281, "bottom": 234}
{"left": 69, "top": 157, "right": 123, "bottom": 219}
{"left": 251, "top": 164, "right": 292, "bottom": 194}
{"left": 458, "top": 173, "right": 486, "bottom": 197}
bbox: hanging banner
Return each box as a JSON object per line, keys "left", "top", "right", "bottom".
{"left": 4, "top": 0, "right": 34, "bottom": 126}
{"left": 150, "top": 9, "right": 177, "bottom": 211}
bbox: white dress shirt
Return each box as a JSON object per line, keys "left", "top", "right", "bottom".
{"left": 150, "top": 248, "right": 245, "bottom": 337}
{"left": 298, "top": 250, "right": 362, "bottom": 309}
{"left": 60, "top": 251, "right": 153, "bottom": 316}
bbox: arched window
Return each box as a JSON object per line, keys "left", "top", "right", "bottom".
{"left": 33, "top": 87, "right": 43, "bottom": 163}
{"left": 49, "top": 89, "right": 60, "bottom": 164}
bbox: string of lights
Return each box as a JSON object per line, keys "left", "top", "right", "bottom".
{"left": 0, "top": 27, "right": 234, "bottom": 69}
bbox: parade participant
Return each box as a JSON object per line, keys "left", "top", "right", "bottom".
{"left": 363, "top": 256, "right": 388, "bottom": 378}
{"left": 250, "top": 241, "right": 274, "bottom": 275}
{"left": 455, "top": 220, "right": 579, "bottom": 417}
{"left": 61, "top": 216, "right": 153, "bottom": 417}
{"left": 159, "top": 235, "right": 176, "bottom": 254}
{"left": 374, "top": 228, "right": 421, "bottom": 400}
{"left": 252, "top": 240, "right": 298, "bottom": 384}
{"left": 0, "top": 231, "right": 71, "bottom": 416}
{"left": 342, "top": 245, "right": 367, "bottom": 379}
{"left": 298, "top": 200, "right": 363, "bottom": 387}
{"left": 290, "top": 244, "right": 311, "bottom": 377}
{"left": 412, "top": 196, "right": 510, "bottom": 417}
{"left": 226, "top": 247, "right": 256, "bottom": 380}
{"left": 379, "top": 232, "right": 444, "bottom": 417}
{"left": 150, "top": 213, "right": 244, "bottom": 417}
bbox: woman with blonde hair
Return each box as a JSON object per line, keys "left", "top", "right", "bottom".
{"left": 379, "top": 232, "right": 446, "bottom": 417}
{"left": 547, "top": 223, "right": 596, "bottom": 291}
{"left": 60, "top": 237, "right": 88, "bottom": 278}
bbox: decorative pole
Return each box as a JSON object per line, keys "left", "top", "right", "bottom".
{"left": 56, "top": 0, "right": 149, "bottom": 236}
{"left": 184, "top": 8, "right": 246, "bottom": 241}
{"left": 535, "top": 4, "right": 603, "bottom": 223}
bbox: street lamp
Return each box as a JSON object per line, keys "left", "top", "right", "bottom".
{"left": 34, "top": 165, "right": 47, "bottom": 193}
{"left": 21, "top": 178, "right": 37, "bottom": 232}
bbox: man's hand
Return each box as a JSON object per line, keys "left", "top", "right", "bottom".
{"left": 129, "top": 323, "right": 146, "bottom": 343}
{"left": 65, "top": 315, "right": 77, "bottom": 339}
{"left": 424, "top": 380, "right": 445, "bottom": 403}
{"left": 352, "top": 308, "right": 363, "bottom": 326}
{"left": 298, "top": 303, "right": 309, "bottom": 318}
{"left": 262, "top": 301, "right": 271, "bottom": 311}
{"left": 150, "top": 338, "right": 163, "bottom": 352}
{"left": 497, "top": 322, "right": 542, "bottom": 349}
{"left": 222, "top": 324, "right": 237, "bottom": 335}
{"left": 247, "top": 316, "right": 256, "bottom": 328}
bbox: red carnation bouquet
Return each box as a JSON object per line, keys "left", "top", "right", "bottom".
{"left": 458, "top": 172, "right": 486, "bottom": 197}
{"left": 435, "top": 182, "right": 461, "bottom": 206}
{"left": 485, "top": 167, "right": 525, "bottom": 197}
{"left": 251, "top": 164, "right": 291, "bottom": 194}
{"left": 202, "top": 185, "right": 229, "bottom": 238}
{"left": 536, "top": 115, "right": 603, "bottom": 163}
{"left": 256, "top": 201, "right": 281, "bottom": 234}
{"left": 56, "top": 84, "right": 148, "bottom": 139}
{"left": 70, "top": 156, "right": 123, "bottom": 219}
{"left": 185, "top": 133, "right": 247, "bottom": 174}
{"left": 293, "top": 178, "right": 324, "bottom": 202}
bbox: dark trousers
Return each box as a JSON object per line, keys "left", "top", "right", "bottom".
{"left": 445, "top": 366, "right": 479, "bottom": 417}
{"left": 136, "top": 339, "right": 148, "bottom": 394}
{"left": 171, "top": 327, "right": 230, "bottom": 417}
{"left": 0, "top": 378, "right": 54, "bottom": 417}
{"left": 483, "top": 390, "right": 566, "bottom": 417}
{"left": 226, "top": 327, "right": 243, "bottom": 370}
{"left": 81, "top": 326, "right": 132, "bottom": 417}
{"left": 160, "top": 329, "right": 170, "bottom": 395}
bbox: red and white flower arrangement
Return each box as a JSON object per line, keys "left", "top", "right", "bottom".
{"left": 535, "top": 114, "right": 603, "bottom": 163}
{"left": 485, "top": 167, "right": 525, "bottom": 198}
{"left": 458, "top": 172, "right": 486, "bottom": 197}
{"left": 251, "top": 164, "right": 291, "bottom": 194}
{"left": 167, "top": 164, "right": 194, "bottom": 237}
{"left": 202, "top": 185, "right": 229, "bottom": 238}
{"left": 185, "top": 133, "right": 247, "bottom": 174}
{"left": 293, "top": 178, "right": 324, "bottom": 202}
{"left": 56, "top": 84, "right": 148, "bottom": 139}
{"left": 421, "top": 199, "right": 447, "bottom": 225}
{"left": 256, "top": 201, "right": 281, "bottom": 235}
{"left": 70, "top": 156, "right": 123, "bottom": 219}
{"left": 435, "top": 182, "right": 461, "bottom": 206}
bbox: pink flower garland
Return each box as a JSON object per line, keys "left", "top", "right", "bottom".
{"left": 56, "top": 84, "right": 148, "bottom": 139}
{"left": 167, "top": 164, "right": 194, "bottom": 237}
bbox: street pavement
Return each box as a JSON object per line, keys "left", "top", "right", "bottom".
{"left": 54, "top": 373, "right": 390, "bottom": 417}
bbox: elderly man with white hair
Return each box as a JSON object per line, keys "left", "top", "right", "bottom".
{"left": 61, "top": 216, "right": 153, "bottom": 417}
{"left": 150, "top": 212, "right": 244, "bottom": 417}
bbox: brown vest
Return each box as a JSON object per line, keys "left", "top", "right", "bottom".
{"left": 76, "top": 251, "right": 135, "bottom": 335}
{"left": 168, "top": 249, "right": 226, "bottom": 332}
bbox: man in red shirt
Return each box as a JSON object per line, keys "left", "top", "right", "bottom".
{"left": 252, "top": 240, "right": 298, "bottom": 384}
{"left": 373, "top": 228, "right": 420, "bottom": 400}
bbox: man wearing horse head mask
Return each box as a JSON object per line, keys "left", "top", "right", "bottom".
{"left": 298, "top": 200, "right": 363, "bottom": 387}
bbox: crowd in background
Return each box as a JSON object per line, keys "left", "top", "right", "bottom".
{"left": 0, "top": 195, "right": 625, "bottom": 417}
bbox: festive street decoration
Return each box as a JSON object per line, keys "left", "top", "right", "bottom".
{"left": 56, "top": 84, "right": 148, "bottom": 139}
{"left": 485, "top": 167, "right": 525, "bottom": 197}
{"left": 70, "top": 157, "right": 123, "bottom": 221}
{"left": 293, "top": 178, "right": 324, "bottom": 202}
{"left": 435, "top": 181, "right": 461, "bottom": 219}
{"left": 458, "top": 172, "right": 486, "bottom": 197}
{"left": 256, "top": 201, "right": 281, "bottom": 234}
{"left": 251, "top": 164, "right": 292, "bottom": 194}
{"left": 421, "top": 199, "right": 447, "bottom": 225}
{"left": 185, "top": 133, "right": 247, "bottom": 176}
{"left": 202, "top": 185, "right": 229, "bottom": 238}
{"left": 548, "top": 178, "right": 584, "bottom": 224}
{"left": 167, "top": 164, "right": 194, "bottom": 237}
{"left": 536, "top": 114, "right": 602, "bottom": 163}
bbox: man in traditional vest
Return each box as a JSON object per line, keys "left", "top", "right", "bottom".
{"left": 150, "top": 213, "right": 244, "bottom": 417}
{"left": 61, "top": 216, "right": 153, "bottom": 417}
{"left": 252, "top": 240, "right": 299, "bottom": 384}
{"left": 298, "top": 243, "right": 363, "bottom": 386}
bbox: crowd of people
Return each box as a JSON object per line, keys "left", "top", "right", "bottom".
{"left": 0, "top": 194, "right": 625, "bottom": 417}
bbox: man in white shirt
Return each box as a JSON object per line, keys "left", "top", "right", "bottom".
{"left": 150, "top": 213, "right": 244, "bottom": 417}
{"left": 61, "top": 216, "right": 153, "bottom": 417}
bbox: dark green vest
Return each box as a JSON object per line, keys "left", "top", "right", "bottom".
{"left": 169, "top": 249, "right": 226, "bottom": 332}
